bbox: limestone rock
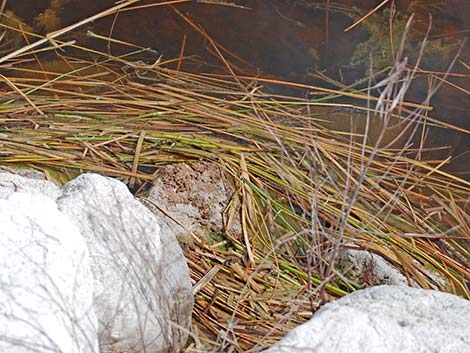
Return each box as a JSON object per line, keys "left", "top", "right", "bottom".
{"left": 263, "top": 285, "right": 470, "bottom": 353}
{"left": 0, "top": 167, "right": 47, "bottom": 180}
{"left": 0, "top": 192, "right": 98, "bottom": 353}
{"left": 337, "top": 247, "right": 408, "bottom": 286}
{"left": 58, "top": 173, "right": 193, "bottom": 353}
{"left": 337, "top": 246, "right": 450, "bottom": 290}
{"left": 0, "top": 169, "right": 61, "bottom": 200}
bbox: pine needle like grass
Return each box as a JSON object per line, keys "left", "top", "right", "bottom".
{"left": 0, "top": 5, "right": 469, "bottom": 352}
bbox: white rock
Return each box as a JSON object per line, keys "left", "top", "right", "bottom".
{"left": 0, "top": 193, "right": 98, "bottom": 353}
{"left": 263, "top": 285, "right": 470, "bottom": 353}
{"left": 0, "top": 170, "right": 61, "bottom": 200}
{"left": 57, "top": 173, "right": 193, "bottom": 353}
{"left": 337, "top": 247, "right": 408, "bottom": 286}
{"left": 0, "top": 167, "right": 46, "bottom": 180}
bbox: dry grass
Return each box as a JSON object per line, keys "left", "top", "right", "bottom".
{"left": 0, "top": 2, "right": 469, "bottom": 352}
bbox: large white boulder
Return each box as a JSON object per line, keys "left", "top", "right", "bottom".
{"left": 264, "top": 285, "right": 470, "bottom": 353}
{"left": 57, "top": 173, "right": 193, "bottom": 353}
{"left": 0, "top": 192, "right": 98, "bottom": 353}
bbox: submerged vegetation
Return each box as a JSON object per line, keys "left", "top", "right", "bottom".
{"left": 350, "top": 7, "right": 460, "bottom": 71}
{"left": 0, "top": 1, "right": 469, "bottom": 352}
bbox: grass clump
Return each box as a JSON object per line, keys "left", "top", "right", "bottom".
{"left": 0, "top": 2, "right": 469, "bottom": 352}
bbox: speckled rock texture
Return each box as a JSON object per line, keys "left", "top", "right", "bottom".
{"left": 263, "top": 285, "right": 470, "bottom": 353}
{"left": 147, "top": 161, "right": 241, "bottom": 245}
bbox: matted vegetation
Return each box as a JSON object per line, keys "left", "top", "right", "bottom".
{"left": 0, "top": 1, "right": 469, "bottom": 352}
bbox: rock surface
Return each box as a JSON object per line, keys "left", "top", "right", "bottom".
{"left": 147, "top": 161, "right": 240, "bottom": 245}
{"left": 0, "top": 192, "right": 98, "bottom": 353}
{"left": 58, "top": 174, "right": 193, "bottom": 353}
{"left": 0, "top": 171, "right": 193, "bottom": 353}
{"left": 0, "top": 169, "right": 61, "bottom": 200}
{"left": 263, "top": 285, "right": 470, "bottom": 353}
{"left": 337, "top": 247, "right": 408, "bottom": 286}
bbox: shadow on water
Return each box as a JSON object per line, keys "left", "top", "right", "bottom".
{"left": 5, "top": 0, "right": 470, "bottom": 179}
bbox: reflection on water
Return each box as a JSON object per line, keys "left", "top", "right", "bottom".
{"left": 3, "top": 0, "right": 469, "bottom": 178}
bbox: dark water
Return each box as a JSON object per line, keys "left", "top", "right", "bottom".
{"left": 5, "top": 0, "right": 470, "bottom": 178}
